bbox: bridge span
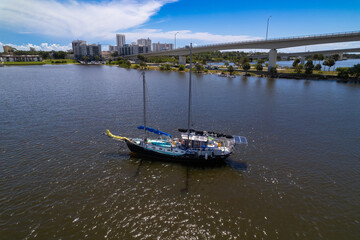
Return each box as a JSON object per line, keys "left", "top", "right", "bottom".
{"left": 126, "top": 31, "right": 360, "bottom": 69}
{"left": 249, "top": 47, "right": 360, "bottom": 60}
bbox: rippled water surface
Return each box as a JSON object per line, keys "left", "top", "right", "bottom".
{"left": 1, "top": 65, "right": 359, "bottom": 239}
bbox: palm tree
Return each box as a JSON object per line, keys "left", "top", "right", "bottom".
{"left": 228, "top": 65, "right": 234, "bottom": 75}
{"left": 328, "top": 59, "right": 335, "bottom": 71}
{"left": 313, "top": 54, "right": 319, "bottom": 64}
{"left": 292, "top": 59, "right": 300, "bottom": 68}
{"left": 242, "top": 62, "right": 250, "bottom": 75}
{"left": 323, "top": 60, "right": 329, "bottom": 71}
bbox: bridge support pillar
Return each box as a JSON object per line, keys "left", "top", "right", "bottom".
{"left": 339, "top": 52, "right": 344, "bottom": 60}
{"left": 268, "top": 49, "right": 277, "bottom": 71}
{"left": 300, "top": 56, "right": 306, "bottom": 65}
{"left": 179, "top": 56, "right": 186, "bottom": 65}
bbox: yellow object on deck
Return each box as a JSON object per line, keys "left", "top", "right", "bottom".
{"left": 105, "top": 129, "right": 133, "bottom": 143}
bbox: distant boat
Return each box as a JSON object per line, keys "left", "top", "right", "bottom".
{"left": 105, "top": 44, "right": 247, "bottom": 164}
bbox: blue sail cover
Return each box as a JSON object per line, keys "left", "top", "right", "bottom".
{"left": 137, "top": 126, "right": 172, "bottom": 138}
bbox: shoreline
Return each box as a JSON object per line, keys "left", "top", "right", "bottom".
{"left": 2, "top": 61, "right": 359, "bottom": 83}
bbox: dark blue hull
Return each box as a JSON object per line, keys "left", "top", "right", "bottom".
{"left": 125, "top": 140, "right": 228, "bottom": 165}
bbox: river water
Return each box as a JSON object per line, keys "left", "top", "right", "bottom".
{"left": 1, "top": 65, "right": 359, "bottom": 239}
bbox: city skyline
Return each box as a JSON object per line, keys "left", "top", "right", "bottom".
{"left": 0, "top": 0, "right": 360, "bottom": 52}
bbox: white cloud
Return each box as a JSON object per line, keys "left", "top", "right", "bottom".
{"left": 0, "top": 42, "right": 71, "bottom": 51}
{"left": 0, "top": 0, "right": 263, "bottom": 47}
{"left": 120, "top": 29, "right": 262, "bottom": 44}
{"left": 279, "top": 41, "right": 360, "bottom": 53}
{"left": 0, "top": 0, "right": 176, "bottom": 39}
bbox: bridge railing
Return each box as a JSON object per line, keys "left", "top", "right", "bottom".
{"left": 191, "top": 30, "right": 360, "bottom": 49}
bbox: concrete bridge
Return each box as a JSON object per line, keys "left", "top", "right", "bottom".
{"left": 126, "top": 31, "right": 360, "bottom": 69}
{"left": 249, "top": 47, "right": 360, "bottom": 64}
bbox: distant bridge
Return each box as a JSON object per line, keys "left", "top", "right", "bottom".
{"left": 126, "top": 31, "right": 360, "bottom": 69}
{"left": 249, "top": 47, "right": 360, "bottom": 59}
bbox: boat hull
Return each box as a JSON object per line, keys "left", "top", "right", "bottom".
{"left": 125, "top": 140, "right": 228, "bottom": 165}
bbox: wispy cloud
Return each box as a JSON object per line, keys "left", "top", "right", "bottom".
{"left": 0, "top": 0, "right": 176, "bottom": 39}
{"left": 0, "top": 0, "right": 262, "bottom": 46}
{"left": 0, "top": 42, "right": 71, "bottom": 51}
{"left": 121, "top": 29, "right": 262, "bottom": 44}
{"left": 280, "top": 42, "right": 360, "bottom": 53}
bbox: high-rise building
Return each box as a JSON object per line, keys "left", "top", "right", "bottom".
{"left": 137, "top": 38, "right": 151, "bottom": 47}
{"left": 87, "top": 44, "right": 102, "bottom": 59}
{"left": 152, "top": 42, "right": 173, "bottom": 52}
{"left": 108, "top": 45, "right": 117, "bottom": 52}
{"left": 119, "top": 44, "right": 150, "bottom": 56}
{"left": 72, "top": 40, "right": 87, "bottom": 59}
{"left": 72, "top": 40, "right": 102, "bottom": 60}
{"left": 116, "top": 34, "right": 125, "bottom": 48}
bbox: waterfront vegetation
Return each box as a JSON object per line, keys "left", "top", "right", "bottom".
{"left": 2, "top": 50, "right": 360, "bottom": 82}
{"left": 0, "top": 49, "right": 68, "bottom": 60}
{"left": 43, "top": 59, "right": 78, "bottom": 64}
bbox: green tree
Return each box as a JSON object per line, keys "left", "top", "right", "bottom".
{"left": 318, "top": 54, "right": 325, "bottom": 66}
{"left": 314, "top": 63, "right": 322, "bottom": 71}
{"left": 178, "top": 64, "right": 185, "bottom": 71}
{"left": 305, "top": 60, "right": 314, "bottom": 75}
{"left": 195, "top": 64, "right": 204, "bottom": 73}
{"left": 323, "top": 58, "right": 335, "bottom": 71}
{"left": 255, "top": 63, "right": 263, "bottom": 71}
{"left": 111, "top": 51, "right": 118, "bottom": 57}
{"left": 295, "top": 64, "right": 303, "bottom": 74}
{"left": 139, "top": 61, "right": 147, "bottom": 69}
{"left": 39, "top": 51, "right": 50, "bottom": 59}
{"left": 257, "top": 59, "right": 265, "bottom": 65}
{"left": 137, "top": 54, "right": 146, "bottom": 62}
{"left": 242, "top": 62, "right": 250, "bottom": 75}
{"left": 313, "top": 54, "right": 319, "bottom": 64}
{"left": 160, "top": 64, "right": 171, "bottom": 71}
{"left": 239, "top": 56, "right": 249, "bottom": 66}
{"left": 336, "top": 67, "right": 350, "bottom": 79}
{"left": 125, "top": 60, "right": 131, "bottom": 68}
{"left": 292, "top": 59, "right": 300, "bottom": 68}
{"left": 349, "top": 64, "right": 360, "bottom": 78}
{"left": 228, "top": 65, "right": 234, "bottom": 75}
{"left": 94, "top": 55, "right": 100, "bottom": 61}
{"left": 82, "top": 56, "right": 89, "bottom": 63}
{"left": 331, "top": 54, "right": 340, "bottom": 61}
{"left": 269, "top": 67, "right": 277, "bottom": 75}
{"left": 52, "top": 51, "right": 66, "bottom": 59}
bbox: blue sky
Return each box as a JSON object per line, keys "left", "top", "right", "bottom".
{"left": 0, "top": 0, "right": 360, "bottom": 51}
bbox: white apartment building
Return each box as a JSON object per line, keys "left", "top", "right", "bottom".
{"left": 116, "top": 34, "right": 126, "bottom": 48}
{"left": 108, "top": 45, "right": 118, "bottom": 52}
{"left": 72, "top": 40, "right": 102, "bottom": 60}
{"left": 137, "top": 38, "right": 152, "bottom": 47}
{"left": 152, "top": 42, "right": 173, "bottom": 52}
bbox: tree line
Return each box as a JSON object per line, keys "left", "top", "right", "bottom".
{"left": 0, "top": 49, "right": 68, "bottom": 59}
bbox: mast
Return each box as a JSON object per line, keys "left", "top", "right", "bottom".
{"left": 187, "top": 43, "right": 192, "bottom": 140}
{"left": 142, "top": 71, "right": 147, "bottom": 138}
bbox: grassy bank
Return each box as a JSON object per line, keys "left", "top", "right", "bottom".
{"left": 43, "top": 59, "right": 78, "bottom": 64}
{"left": 4, "top": 61, "right": 45, "bottom": 65}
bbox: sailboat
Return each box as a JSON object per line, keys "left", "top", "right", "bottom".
{"left": 105, "top": 43, "right": 247, "bottom": 164}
